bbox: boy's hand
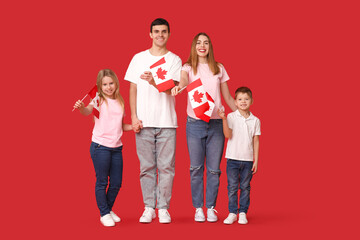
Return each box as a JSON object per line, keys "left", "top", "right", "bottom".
{"left": 252, "top": 162, "right": 258, "bottom": 174}
{"left": 74, "top": 100, "right": 85, "bottom": 110}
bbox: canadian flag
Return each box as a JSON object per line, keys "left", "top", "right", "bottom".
{"left": 199, "top": 93, "right": 215, "bottom": 122}
{"left": 150, "top": 57, "right": 175, "bottom": 92}
{"left": 87, "top": 85, "right": 100, "bottom": 119}
{"left": 187, "top": 79, "right": 210, "bottom": 120}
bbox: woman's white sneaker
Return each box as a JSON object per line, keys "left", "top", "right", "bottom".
{"left": 194, "top": 208, "right": 205, "bottom": 222}
{"left": 223, "top": 213, "right": 237, "bottom": 224}
{"left": 207, "top": 207, "right": 218, "bottom": 222}
{"left": 110, "top": 211, "right": 121, "bottom": 222}
{"left": 100, "top": 214, "right": 115, "bottom": 227}
{"left": 238, "top": 212, "right": 248, "bottom": 224}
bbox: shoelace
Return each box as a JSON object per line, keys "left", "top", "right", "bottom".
{"left": 209, "top": 206, "right": 218, "bottom": 213}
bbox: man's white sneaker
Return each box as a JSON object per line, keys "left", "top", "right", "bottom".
{"left": 158, "top": 209, "right": 171, "bottom": 223}
{"left": 223, "top": 213, "right": 237, "bottom": 224}
{"left": 100, "top": 214, "right": 115, "bottom": 227}
{"left": 194, "top": 208, "right": 205, "bottom": 222}
{"left": 139, "top": 207, "right": 156, "bottom": 223}
{"left": 110, "top": 211, "right": 121, "bottom": 222}
{"left": 238, "top": 212, "right": 248, "bottom": 224}
{"left": 207, "top": 207, "right": 218, "bottom": 222}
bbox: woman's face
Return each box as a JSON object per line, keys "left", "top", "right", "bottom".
{"left": 196, "top": 35, "right": 209, "bottom": 58}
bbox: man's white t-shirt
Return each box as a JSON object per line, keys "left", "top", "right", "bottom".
{"left": 225, "top": 111, "right": 261, "bottom": 161}
{"left": 124, "top": 50, "right": 182, "bottom": 128}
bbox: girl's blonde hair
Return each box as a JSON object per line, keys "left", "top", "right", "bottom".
{"left": 96, "top": 69, "right": 124, "bottom": 109}
{"left": 185, "top": 32, "right": 220, "bottom": 76}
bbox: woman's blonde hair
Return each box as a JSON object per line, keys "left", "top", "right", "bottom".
{"left": 96, "top": 69, "right": 124, "bottom": 109}
{"left": 185, "top": 32, "right": 220, "bottom": 76}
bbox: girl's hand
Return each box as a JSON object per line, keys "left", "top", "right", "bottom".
{"left": 74, "top": 100, "right": 85, "bottom": 110}
{"left": 171, "top": 86, "right": 181, "bottom": 96}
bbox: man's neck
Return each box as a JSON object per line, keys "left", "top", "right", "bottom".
{"left": 149, "top": 45, "right": 169, "bottom": 56}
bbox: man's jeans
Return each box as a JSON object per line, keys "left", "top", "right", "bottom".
{"left": 226, "top": 159, "right": 253, "bottom": 214}
{"left": 186, "top": 116, "right": 224, "bottom": 208}
{"left": 90, "top": 142, "right": 123, "bottom": 217}
{"left": 135, "top": 128, "right": 176, "bottom": 209}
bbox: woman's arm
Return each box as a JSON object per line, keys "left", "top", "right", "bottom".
{"left": 171, "top": 70, "right": 189, "bottom": 96}
{"left": 220, "top": 82, "right": 236, "bottom": 111}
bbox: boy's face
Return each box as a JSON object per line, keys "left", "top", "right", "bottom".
{"left": 235, "top": 92, "right": 253, "bottom": 111}
{"left": 150, "top": 25, "right": 169, "bottom": 48}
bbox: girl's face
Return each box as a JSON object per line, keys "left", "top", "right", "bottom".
{"left": 101, "top": 76, "right": 116, "bottom": 98}
{"left": 196, "top": 35, "right": 209, "bottom": 58}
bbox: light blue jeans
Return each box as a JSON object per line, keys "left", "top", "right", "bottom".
{"left": 135, "top": 128, "right": 176, "bottom": 209}
{"left": 186, "top": 116, "right": 224, "bottom": 208}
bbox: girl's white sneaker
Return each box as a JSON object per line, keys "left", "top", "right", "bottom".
{"left": 110, "top": 211, "right": 121, "bottom": 222}
{"left": 194, "top": 208, "right": 205, "bottom": 222}
{"left": 100, "top": 214, "right": 115, "bottom": 227}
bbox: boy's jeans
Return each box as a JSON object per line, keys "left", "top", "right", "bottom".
{"left": 135, "top": 128, "right": 176, "bottom": 209}
{"left": 186, "top": 116, "right": 224, "bottom": 208}
{"left": 90, "top": 142, "right": 123, "bottom": 217}
{"left": 226, "top": 159, "right": 253, "bottom": 214}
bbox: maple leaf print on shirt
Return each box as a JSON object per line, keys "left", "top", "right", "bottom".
{"left": 192, "top": 90, "right": 204, "bottom": 103}
{"left": 156, "top": 67, "right": 167, "bottom": 80}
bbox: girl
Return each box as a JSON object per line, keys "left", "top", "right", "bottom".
{"left": 172, "top": 33, "right": 236, "bottom": 222}
{"left": 74, "top": 69, "right": 132, "bottom": 227}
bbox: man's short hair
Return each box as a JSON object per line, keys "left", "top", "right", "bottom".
{"left": 235, "top": 86, "right": 253, "bottom": 99}
{"left": 150, "top": 18, "right": 170, "bottom": 33}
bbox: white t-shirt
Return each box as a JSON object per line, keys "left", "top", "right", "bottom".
{"left": 124, "top": 50, "right": 182, "bottom": 128}
{"left": 225, "top": 111, "right": 261, "bottom": 161}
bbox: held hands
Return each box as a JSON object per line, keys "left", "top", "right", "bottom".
{"left": 132, "top": 117, "right": 143, "bottom": 133}
{"left": 73, "top": 100, "right": 85, "bottom": 110}
{"left": 218, "top": 107, "right": 226, "bottom": 120}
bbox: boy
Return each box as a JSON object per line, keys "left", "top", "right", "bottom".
{"left": 124, "top": 18, "right": 182, "bottom": 224}
{"left": 218, "top": 86, "right": 261, "bottom": 224}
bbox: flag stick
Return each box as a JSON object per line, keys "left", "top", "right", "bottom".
{"left": 72, "top": 94, "right": 88, "bottom": 112}
{"left": 178, "top": 86, "right": 187, "bottom": 94}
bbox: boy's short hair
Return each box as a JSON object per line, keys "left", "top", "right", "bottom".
{"left": 235, "top": 86, "right": 253, "bottom": 99}
{"left": 150, "top": 18, "right": 170, "bottom": 33}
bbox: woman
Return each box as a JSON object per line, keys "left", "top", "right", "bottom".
{"left": 172, "top": 33, "right": 236, "bottom": 222}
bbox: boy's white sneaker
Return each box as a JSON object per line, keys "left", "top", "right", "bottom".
{"left": 100, "top": 214, "right": 115, "bottom": 227}
{"left": 158, "top": 209, "right": 171, "bottom": 223}
{"left": 238, "top": 212, "right": 248, "bottom": 224}
{"left": 194, "top": 208, "right": 205, "bottom": 222}
{"left": 207, "top": 207, "right": 218, "bottom": 222}
{"left": 223, "top": 213, "right": 237, "bottom": 224}
{"left": 110, "top": 211, "right": 121, "bottom": 222}
{"left": 139, "top": 207, "right": 156, "bottom": 223}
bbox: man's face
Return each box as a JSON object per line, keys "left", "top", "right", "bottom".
{"left": 150, "top": 25, "right": 169, "bottom": 48}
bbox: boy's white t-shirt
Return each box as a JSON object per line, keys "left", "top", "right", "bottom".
{"left": 225, "top": 110, "right": 261, "bottom": 161}
{"left": 124, "top": 50, "right": 182, "bottom": 128}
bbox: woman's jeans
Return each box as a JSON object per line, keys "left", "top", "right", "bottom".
{"left": 226, "top": 159, "right": 253, "bottom": 214}
{"left": 186, "top": 116, "right": 224, "bottom": 208}
{"left": 90, "top": 142, "right": 123, "bottom": 216}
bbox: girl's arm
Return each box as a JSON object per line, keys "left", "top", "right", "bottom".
{"left": 218, "top": 109, "right": 232, "bottom": 139}
{"left": 122, "top": 123, "right": 133, "bottom": 132}
{"left": 220, "top": 82, "right": 237, "bottom": 111}
{"left": 252, "top": 135, "right": 260, "bottom": 174}
{"left": 171, "top": 70, "right": 189, "bottom": 96}
{"left": 73, "top": 100, "right": 93, "bottom": 116}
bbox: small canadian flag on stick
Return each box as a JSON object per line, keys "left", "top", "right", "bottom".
{"left": 73, "top": 85, "right": 100, "bottom": 118}
{"left": 150, "top": 57, "right": 175, "bottom": 92}
{"left": 187, "top": 79, "right": 210, "bottom": 120}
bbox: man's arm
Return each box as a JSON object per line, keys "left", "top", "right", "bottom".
{"left": 129, "top": 82, "right": 142, "bottom": 133}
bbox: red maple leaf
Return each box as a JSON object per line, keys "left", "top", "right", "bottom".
{"left": 192, "top": 90, "right": 204, "bottom": 103}
{"left": 156, "top": 67, "right": 167, "bottom": 80}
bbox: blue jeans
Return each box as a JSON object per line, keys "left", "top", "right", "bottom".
{"left": 90, "top": 142, "right": 123, "bottom": 216}
{"left": 226, "top": 159, "right": 253, "bottom": 214}
{"left": 186, "top": 116, "right": 224, "bottom": 208}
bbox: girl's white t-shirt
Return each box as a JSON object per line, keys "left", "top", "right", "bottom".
{"left": 182, "top": 63, "right": 229, "bottom": 119}
{"left": 90, "top": 97, "right": 124, "bottom": 148}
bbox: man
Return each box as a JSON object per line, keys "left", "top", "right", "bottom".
{"left": 124, "top": 18, "right": 182, "bottom": 224}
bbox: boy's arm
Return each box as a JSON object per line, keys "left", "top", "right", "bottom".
{"left": 252, "top": 135, "right": 260, "bottom": 174}
{"left": 218, "top": 110, "right": 232, "bottom": 139}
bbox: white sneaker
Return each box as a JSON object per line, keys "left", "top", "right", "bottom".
{"left": 238, "top": 212, "right": 248, "bottom": 224}
{"left": 100, "top": 214, "right": 115, "bottom": 227}
{"left": 207, "top": 207, "right": 218, "bottom": 222}
{"left": 110, "top": 211, "right": 121, "bottom": 222}
{"left": 158, "top": 209, "right": 171, "bottom": 223}
{"left": 223, "top": 213, "right": 237, "bottom": 224}
{"left": 139, "top": 207, "right": 156, "bottom": 223}
{"left": 194, "top": 208, "right": 205, "bottom": 222}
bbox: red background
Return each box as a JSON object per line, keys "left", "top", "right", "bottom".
{"left": 1, "top": 0, "right": 359, "bottom": 239}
